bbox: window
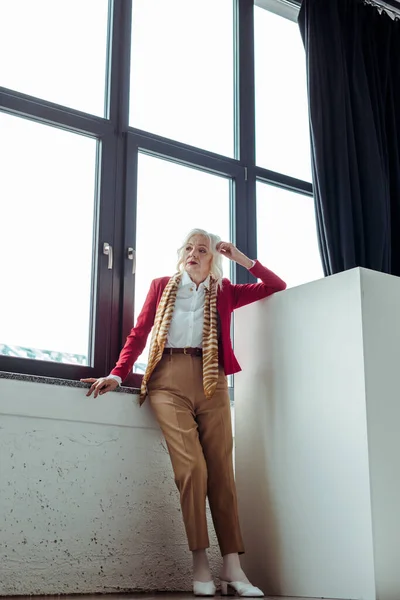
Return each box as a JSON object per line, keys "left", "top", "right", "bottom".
{"left": 130, "top": 0, "right": 235, "bottom": 156}
{"left": 0, "top": 1, "right": 321, "bottom": 383}
{"left": 133, "top": 153, "right": 232, "bottom": 372}
{"left": 0, "top": 0, "right": 109, "bottom": 116}
{"left": 256, "top": 181, "right": 323, "bottom": 288}
{"left": 0, "top": 113, "right": 98, "bottom": 365}
{"left": 254, "top": 4, "right": 312, "bottom": 181}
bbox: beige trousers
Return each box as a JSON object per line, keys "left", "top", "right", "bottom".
{"left": 147, "top": 353, "right": 244, "bottom": 556}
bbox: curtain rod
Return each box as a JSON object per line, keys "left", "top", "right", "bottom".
{"left": 363, "top": 0, "right": 400, "bottom": 18}
{"left": 373, "top": 0, "right": 400, "bottom": 10}
{"left": 263, "top": 0, "right": 400, "bottom": 18}
{"left": 276, "top": 0, "right": 399, "bottom": 11}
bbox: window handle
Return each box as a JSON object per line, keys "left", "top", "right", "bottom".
{"left": 127, "top": 247, "right": 136, "bottom": 274}
{"left": 103, "top": 242, "right": 113, "bottom": 270}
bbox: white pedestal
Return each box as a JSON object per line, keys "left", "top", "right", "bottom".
{"left": 234, "top": 268, "right": 400, "bottom": 600}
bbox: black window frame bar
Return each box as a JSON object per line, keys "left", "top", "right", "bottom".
{"left": 256, "top": 167, "right": 313, "bottom": 196}
{"left": 0, "top": 0, "right": 314, "bottom": 384}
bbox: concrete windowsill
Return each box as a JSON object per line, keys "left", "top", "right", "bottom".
{"left": 0, "top": 370, "right": 159, "bottom": 430}
{"left": 0, "top": 370, "right": 140, "bottom": 395}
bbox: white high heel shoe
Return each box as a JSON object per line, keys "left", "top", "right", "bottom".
{"left": 193, "top": 580, "right": 217, "bottom": 596}
{"left": 220, "top": 580, "right": 264, "bottom": 597}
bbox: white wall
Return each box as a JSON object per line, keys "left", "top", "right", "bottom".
{"left": 0, "top": 379, "right": 220, "bottom": 596}
{"left": 361, "top": 269, "right": 400, "bottom": 600}
{"left": 234, "top": 269, "right": 377, "bottom": 600}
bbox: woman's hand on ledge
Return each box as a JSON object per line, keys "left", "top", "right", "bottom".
{"left": 80, "top": 376, "right": 119, "bottom": 398}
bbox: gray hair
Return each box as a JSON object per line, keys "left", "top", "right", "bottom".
{"left": 176, "top": 228, "right": 224, "bottom": 287}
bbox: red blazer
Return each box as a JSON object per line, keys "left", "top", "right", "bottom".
{"left": 111, "top": 261, "right": 286, "bottom": 384}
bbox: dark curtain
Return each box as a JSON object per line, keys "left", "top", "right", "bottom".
{"left": 298, "top": 0, "right": 400, "bottom": 276}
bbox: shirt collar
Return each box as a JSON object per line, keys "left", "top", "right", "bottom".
{"left": 181, "top": 270, "right": 210, "bottom": 290}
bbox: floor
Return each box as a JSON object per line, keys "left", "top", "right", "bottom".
{"left": 0, "top": 595, "right": 337, "bottom": 600}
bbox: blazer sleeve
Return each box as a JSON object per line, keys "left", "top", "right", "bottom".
{"left": 110, "top": 279, "right": 158, "bottom": 382}
{"left": 231, "top": 260, "right": 286, "bottom": 310}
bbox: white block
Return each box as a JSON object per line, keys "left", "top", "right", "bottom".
{"left": 0, "top": 381, "right": 221, "bottom": 595}
{"left": 234, "top": 268, "right": 400, "bottom": 600}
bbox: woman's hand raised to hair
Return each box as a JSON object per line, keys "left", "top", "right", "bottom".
{"left": 80, "top": 376, "right": 119, "bottom": 398}
{"left": 216, "top": 241, "right": 254, "bottom": 269}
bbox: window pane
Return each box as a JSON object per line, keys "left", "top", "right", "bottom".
{"left": 256, "top": 182, "right": 323, "bottom": 288}
{"left": 0, "top": 0, "right": 109, "bottom": 116}
{"left": 133, "top": 153, "right": 232, "bottom": 372}
{"left": 254, "top": 6, "right": 312, "bottom": 181}
{"left": 130, "top": 0, "right": 234, "bottom": 156}
{"left": 0, "top": 113, "right": 97, "bottom": 364}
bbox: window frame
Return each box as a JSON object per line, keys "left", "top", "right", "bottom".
{"left": 0, "top": 100, "right": 117, "bottom": 380}
{"left": 0, "top": 0, "right": 315, "bottom": 385}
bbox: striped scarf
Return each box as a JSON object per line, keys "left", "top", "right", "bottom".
{"left": 139, "top": 273, "right": 219, "bottom": 405}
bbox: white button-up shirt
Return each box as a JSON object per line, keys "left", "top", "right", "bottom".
{"left": 165, "top": 270, "right": 208, "bottom": 349}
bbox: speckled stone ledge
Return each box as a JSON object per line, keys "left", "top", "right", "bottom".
{"left": 0, "top": 370, "right": 140, "bottom": 395}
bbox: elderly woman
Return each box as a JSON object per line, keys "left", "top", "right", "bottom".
{"left": 82, "top": 229, "right": 286, "bottom": 597}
